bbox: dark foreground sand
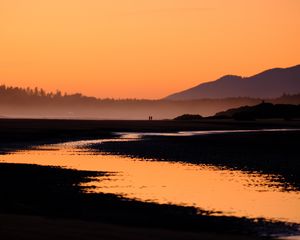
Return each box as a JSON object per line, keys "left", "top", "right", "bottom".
{"left": 0, "top": 214, "right": 260, "bottom": 240}
{"left": 2, "top": 163, "right": 294, "bottom": 238}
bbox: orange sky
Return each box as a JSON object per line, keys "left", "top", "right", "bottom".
{"left": 0, "top": 0, "right": 300, "bottom": 99}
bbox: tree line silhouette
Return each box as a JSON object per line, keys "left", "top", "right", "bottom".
{"left": 0, "top": 85, "right": 98, "bottom": 103}
{"left": 1, "top": 84, "right": 300, "bottom": 119}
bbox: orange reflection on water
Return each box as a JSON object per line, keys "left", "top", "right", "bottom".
{"left": 1, "top": 139, "right": 300, "bottom": 224}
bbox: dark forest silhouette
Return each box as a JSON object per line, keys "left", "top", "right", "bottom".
{"left": 1, "top": 84, "right": 300, "bottom": 119}
{"left": 174, "top": 114, "right": 203, "bottom": 121}
{"left": 214, "top": 102, "right": 300, "bottom": 120}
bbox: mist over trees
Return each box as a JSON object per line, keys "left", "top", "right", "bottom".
{"left": 1, "top": 85, "right": 300, "bottom": 119}
{"left": 0, "top": 85, "right": 96, "bottom": 103}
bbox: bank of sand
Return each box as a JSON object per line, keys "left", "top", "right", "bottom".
{"left": 0, "top": 214, "right": 260, "bottom": 240}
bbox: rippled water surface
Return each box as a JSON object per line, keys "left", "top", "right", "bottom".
{"left": 1, "top": 130, "right": 300, "bottom": 230}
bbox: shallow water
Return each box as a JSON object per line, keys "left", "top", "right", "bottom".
{"left": 1, "top": 130, "right": 300, "bottom": 238}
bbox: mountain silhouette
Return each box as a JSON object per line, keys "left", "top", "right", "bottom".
{"left": 165, "top": 65, "right": 300, "bottom": 100}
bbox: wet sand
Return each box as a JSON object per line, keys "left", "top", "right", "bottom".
{"left": 0, "top": 214, "right": 261, "bottom": 240}
{"left": 1, "top": 118, "right": 299, "bottom": 153}
{"left": 90, "top": 131, "right": 300, "bottom": 190}
{"left": 2, "top": 163, "right": 295, "bottom": 238}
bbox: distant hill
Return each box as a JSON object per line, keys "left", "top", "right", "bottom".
{"left": 166, "top": 65, "right": 300, "bottom": 100}
{"left": 174, "top": 114, "right": 203, "bottom": 121}
{"left": 215, "top": 102, "right": 300, "bottom": 120}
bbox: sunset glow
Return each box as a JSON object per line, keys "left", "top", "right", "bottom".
{"left": 1, "top": 0, "right": 300, "bottom": 98}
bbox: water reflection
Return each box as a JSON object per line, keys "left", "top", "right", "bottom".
{"left": 1, "top": 134, "right": 300, "bottom": 225}
{"left": 116, "top": 128, "right": 300, "bottom": 138}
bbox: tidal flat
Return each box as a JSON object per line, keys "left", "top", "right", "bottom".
{"left": 90, "top": 130, "right": 300, "bottom": 190}
{"left": 1, "top": 119, "right": 300, "bottom": 239}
